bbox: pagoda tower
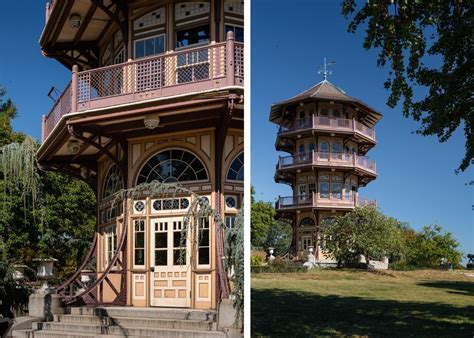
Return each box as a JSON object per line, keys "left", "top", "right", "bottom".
{"left": 36, "top": 0, "right": 244, "bottom": 310}
{"left": 270, "top": 71, "right": 381, "bottom": 263}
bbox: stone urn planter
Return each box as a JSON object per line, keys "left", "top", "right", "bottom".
{"left": 33, "top": 258, "right": 57, "bottom": 294}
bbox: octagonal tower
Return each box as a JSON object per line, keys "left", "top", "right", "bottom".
{"left": 269, "top": 77, "right": 381, "bottom": 264}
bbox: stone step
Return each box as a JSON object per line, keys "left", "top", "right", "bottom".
{"left": 34, "top": 322, "right": 104, "bottom": 334}
{"left": 11, "top": 329, "right": 34, "bottom": 338}
{"left": 53, "top": 314, "right": 103, "bottom": 325}
{"left": 69, "top": 307, "right": 217, "bottom": 322}
{"left": 55, "top": 314, "right": 216, "bottom": 331}
{"left": 106, "top": 326, "right": 226, "bottom": 337}
{"left": 33, "top": 331, "right": 98, "bottom": 338}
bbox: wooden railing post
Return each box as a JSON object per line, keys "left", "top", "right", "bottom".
{"left": 41, "top": 115, "right": 46, "bottom": 143}
{"left": 71, "top": 65, "right": 78, "bottom": 113}
{"left": 226, "top": 31, "right": 235, "bottom": 86}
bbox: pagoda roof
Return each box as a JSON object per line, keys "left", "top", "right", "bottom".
{"left": 269, "top": 80, "right": 382, "bottom": 127}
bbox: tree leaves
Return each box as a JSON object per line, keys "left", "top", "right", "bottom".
{"left": 342, "top": 0, "right": 473, "bottom": 171}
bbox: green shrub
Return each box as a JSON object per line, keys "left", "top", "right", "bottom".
{"left": 251, "top": 250, "right": 266, "bottom": 266}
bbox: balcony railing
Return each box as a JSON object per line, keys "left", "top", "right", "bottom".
{"left": 276, "top": 151, "right": 376, "bottom": 174}
{"left": 275, "top": 193, "right": 376, "bottom": 210}
{"left": 42, "top": 32, "right": 243, "bottom": 142}
{"left": 278, "top": 116, "right": 376, "bottom": 141}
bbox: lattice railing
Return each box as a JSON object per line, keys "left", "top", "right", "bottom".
{"left": 43, "top": 82, "right": 71, "bottom": 141}
{"left": 277, "top": 151, "right": 376, "bottom": 174}
{"left": 42, "top": 33, "right": 243, "bottom": 141}
{"left": 276, "top": 194, "right": 376, "bottom": 210}
{"left": 278, "top": 117, "right": 376, "bottom": 141}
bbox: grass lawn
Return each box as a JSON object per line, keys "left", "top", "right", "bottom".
{"left": 251, "top": 269, "right": 474, "bottom": 337}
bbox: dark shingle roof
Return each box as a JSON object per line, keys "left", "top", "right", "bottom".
{"left": 269, "top": 80, "right": 383, "bottom": 127}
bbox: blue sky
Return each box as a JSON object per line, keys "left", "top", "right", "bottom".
{"left": 251, "top": 0, "right": 473, "bottom": 257}
{"left": 0, "top": 1, "right": 70, "bottom": 140}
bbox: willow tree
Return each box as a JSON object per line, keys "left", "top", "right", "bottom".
{"left": 342, "top": 0, "right": 473, "bottom": 172}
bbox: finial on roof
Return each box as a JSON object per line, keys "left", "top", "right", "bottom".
{"left": 318, "top": 57, "right": 336, "bottom": 81}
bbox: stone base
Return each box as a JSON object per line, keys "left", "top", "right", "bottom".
{"left": 217, "top": 299, "right": 242, "bottom": 336}
{"left": 28, "top": 293, "right": 64, "bottom": 321}
{"left": 368, "top": 260, "right": 389, "bottom": 270}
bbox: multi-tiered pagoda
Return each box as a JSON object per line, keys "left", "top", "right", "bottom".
{"left": 270, "top": 71, "right": 381, "bottom": 264}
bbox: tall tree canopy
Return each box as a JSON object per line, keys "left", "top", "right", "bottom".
{"left": 342, "top": 0, "right": 473, "bottom": 172}
{"left": 0, "top": 86, "right": 96, "bottom": 283}
{"left": 322, "top": 206, "right": 403, "bottom": 265}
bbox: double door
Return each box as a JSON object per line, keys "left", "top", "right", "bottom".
{"left": 150, "top": 217, "right": 191, "bottom": 307}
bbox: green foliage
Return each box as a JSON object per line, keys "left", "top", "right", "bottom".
{"left": 0, "top": 258, "right": 32, "bottom": 318}
{"left": 0, "top": 86, "right": 96, "bottom": 287}
{"left": 342, "top": 1, "right": 473, "bottom": 171}
{"left": 399, "top": 224, "right": 463, "bottom": 269}
{"left": 322, "top": 206, "right": 403, "bottom": 265}
{"left": 261, "top": 219, "right": 292, "bottom": 256}
{"left": 251, "top": 199, "right": 274, "bottom": 248}
{"left": 0, "top": 87, "right": 24, "bottom": 146}
{"left": 250, "top": 250, "right": 266, "bottom": 266}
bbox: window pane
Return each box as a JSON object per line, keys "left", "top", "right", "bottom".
{"left": 144, "top": 38, "right": 155, "bottom": 57}
{"left": 173, "top": 249, "right": 186, "bottom": 265}
{"left": 155, "top": 233, "right": 167, "bottom": 248}
{"left": 135, "top": 249, "right": 144, "bottom": 265}
{"left": 176, "top": 25, "right": 210, "bottom": 48}
{"left": 198, "top": 247, "right": 209, "bottom": 265}
{"left": 135, "top": 41, "right": 145, "bottom": 59}
{"left": 155, "top": 250, "right": 167, "bottom": 266}
{"left": 135, "top": 232, "right": 144, "bottom": 248}
{"left": 155, "top": 36, "right": 165, "bottom": 54}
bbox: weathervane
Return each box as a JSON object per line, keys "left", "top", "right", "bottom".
{"left": 318, "top": 57, "right": 336, "bottom": 80}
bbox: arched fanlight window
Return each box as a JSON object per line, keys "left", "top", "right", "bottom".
{"left": 227, "top": 152, "right": 244, "bottom": 181}
{"left": 137, "top": 149, "right": 208, "bottom": 185}
{"left": 299, "top": 217, "right": 315, "bottom": 227}
{"left": 103, "top": 164, "right": 123, "bottom": 200}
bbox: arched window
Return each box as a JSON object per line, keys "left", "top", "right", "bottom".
{"left": 309, "top": 143, "right": 316, "bottom": 153}
{"left": 103, "top": 164, "right": 123, "bottom": 199}
{"left": 299, "top": 110, "right": 305, "bottom": 119}
{"left": 299, "top": 217, "right": 315, "bottom": 227}
{"left": 332, "top": 142, "right": 341, "bottom": 153}
{"left": 227, "top": 152, "right": 244, "bottom": 181}
{"left": 319, "top": 108, "right": 328, "bottom": 117}
{"left": 137, "top": 149, "right": 208, "bottom": 184}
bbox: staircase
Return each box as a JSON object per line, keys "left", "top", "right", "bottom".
{"left": 12, "top": 307, "right": 226, "bottom": 337}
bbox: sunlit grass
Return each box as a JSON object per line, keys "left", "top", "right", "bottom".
{"left": 252, "top": 270, "right": 474, "bottom": 337}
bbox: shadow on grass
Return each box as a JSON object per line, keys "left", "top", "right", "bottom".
{"left": 251, "top": 288, "right": 474, "bottom": 337}
{"left": 417, "top": 281, "right": 474, "bottom": 296}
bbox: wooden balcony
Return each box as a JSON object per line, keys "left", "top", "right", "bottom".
{"left": 276, "top": 151, "right": 377, "bottom": 175}
{"left": 41, "top": 34, "right": 243, "bottom": 143}
{"left": 275, "top": 193, "right": 376, "bottom": 212}
{"left": 278, "top": 116, "right": 376, "bottom": 142}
